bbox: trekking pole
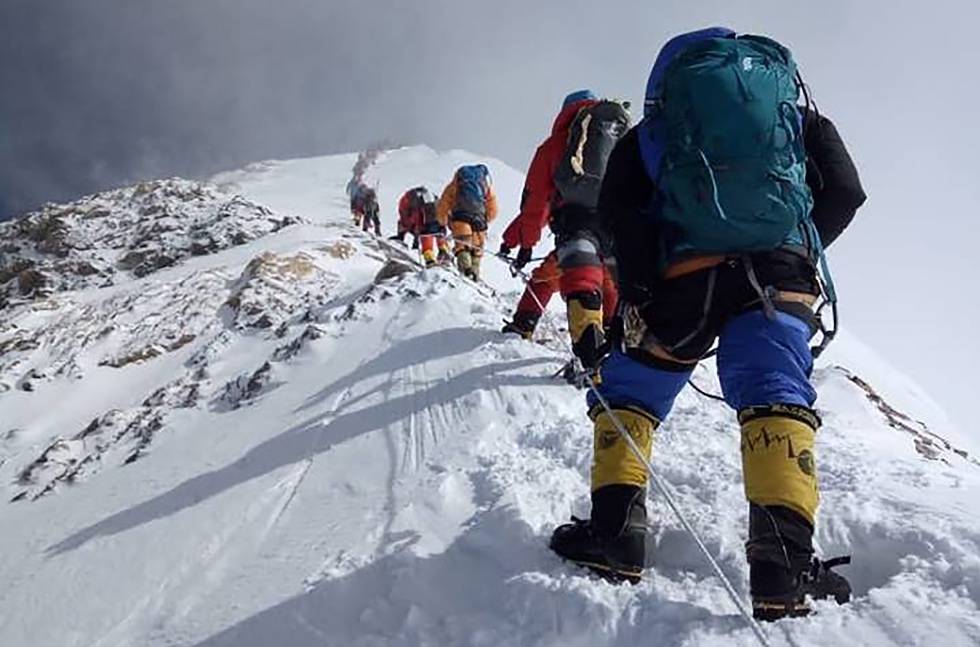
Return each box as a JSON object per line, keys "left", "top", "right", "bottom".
{"left": 492, "top": 252, "right": 773, "bottom": 647}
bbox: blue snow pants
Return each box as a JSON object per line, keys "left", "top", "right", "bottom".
{"left": 588, "top": 309, "right": 816, "bottom": 420}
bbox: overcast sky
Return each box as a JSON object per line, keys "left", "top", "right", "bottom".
{"left": 2, "top": 0, "right": 978, "bottom": 434}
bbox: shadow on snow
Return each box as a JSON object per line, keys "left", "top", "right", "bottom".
{"left": 47, "top": 330, "right": 555, "bottom": 556}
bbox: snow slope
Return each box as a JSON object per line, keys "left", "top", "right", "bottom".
{"left": 1, "top": 147, "right": 978, "bottom": 647}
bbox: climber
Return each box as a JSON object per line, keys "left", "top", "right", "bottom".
{"left": 351, "top": 184, "right": 381, "bottom": 236}
{"left": 348, "top": 181, "right": 367, "bottom": 228}
{"left": 404, "top": 187, "right": 451, "bottom": 267}
{"left": 436, "top": 165, "right": 498, "bottom": 280}
{"left": 498, "top": 90, "right": 629, "bottom": 369}
{"left": 548, "top": 28, "right": 866, "bottom": 622}
{"left": 391, "top": 186, "right": 435, "bottom": 249}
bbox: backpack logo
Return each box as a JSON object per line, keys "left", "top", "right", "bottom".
{"left": 742, "top": 56, "right": 754, "bottom": 71}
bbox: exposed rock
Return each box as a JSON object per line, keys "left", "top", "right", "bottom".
{"left": 223, "top": 251, "right": 340, "bottom": 331}
{"left": 17, "top": 268, "right": 46, "bottom": 296}
{"left": 272, "top": 324, "right": 326, "bottom": 362}
{"left": 13, "top": 407, "right": 171, "bottom": 500}
{"left": 836, "top": 366, "right": 979, "bottom": 466}
{"left": 374, "top": 259, "right": 416, "bottom": 283}
{"left": 325, "top": 240, "right": 357, "bottom": 259}
{"left": 98, "top": 346, "right": 164, "bottom": 368}
{"left": 0, "top": 178, "right": 306, "bottom": 306}
{"left": 214, "top": 362, "right": 280, "bottom": 411}
{"left": 116, "top": 250, "right": 148, "bottom": 271}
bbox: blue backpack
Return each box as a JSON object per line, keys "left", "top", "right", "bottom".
{"left": 453, "top": 165, "right": 490, "bottom": 217}
{"left": 639, "top": 29, "right": 818, "bottom": 271}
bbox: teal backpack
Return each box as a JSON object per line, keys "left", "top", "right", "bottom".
{"left": 640, "top": 29, "right": 838, "bottom": 353}
{"left": 642, "top": 34, "right": 814, "bottom": 262}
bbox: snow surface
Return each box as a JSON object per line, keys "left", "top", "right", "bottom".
{"left": 1, "top": 146, "right": 979, "bottom": 647}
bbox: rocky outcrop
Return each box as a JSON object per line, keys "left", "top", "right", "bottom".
{"left": 0, "top": 178, "right": 303, "bottom": 305}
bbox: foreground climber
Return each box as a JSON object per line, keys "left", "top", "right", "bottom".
{"left": 548, "top": 28, "right": 866, "bottom": 621}
{"left": 499, "top": 90, "right": 628, "bottom": 369}
{"left": 437, "top": 165, "right": 497, "bottom": 280}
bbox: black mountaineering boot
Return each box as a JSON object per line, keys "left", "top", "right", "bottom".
{"left": 501, "top": 311, "right": 540, "bottom": 340}
{"left": 751, "top": 557, "right": 853, "bottom": 621}
{"left": 550, "top": 484, "right": 647, "bottom": 583}
{"left": 799, "top": 555, "right": 852, "bottom": 606}
{"left": 747, "top": 504, "right": 852, "bottom": 621}
{"left": 750, "top": 560, "right": 812, "bottom": 621}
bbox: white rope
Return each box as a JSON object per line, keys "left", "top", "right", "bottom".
{"left": 496, "top": 253, "right": 772, "bottom": 647}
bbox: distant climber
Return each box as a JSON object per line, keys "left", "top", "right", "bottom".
{"left": 350, "top": 183, "right": 381, "bottom": 235}
{"left": 391, "top": 186, "right": 434, "bottom": 249}
{"left": 347, "top": 180, "right": 363, "bottom": 227}
{"left": 499, "top": 90, "right": 629, "bottom": 364}
{"left": 547, "top": 28, "right": 867, "bottom": 623}
{"left": 348, "top": 181, "right": 366, "bottom": 226}
{"left": 392, "top": 186, "right": 451, "bottom": 267}
{"left": 436, "top": 165, "right": 498, "bottom": 280}
{"left": 346, "top": 148, "right": 385, "bottom": 236}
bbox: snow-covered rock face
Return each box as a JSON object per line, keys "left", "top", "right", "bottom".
{"left": 1, "top": 147, "right": 979, "bottom": 647}
{"left": 0, "top": 178, "right": 301, "bottom": 307}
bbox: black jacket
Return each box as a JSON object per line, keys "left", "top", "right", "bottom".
{"left": 599, "top": 110, "right": 867, "bottom": 302}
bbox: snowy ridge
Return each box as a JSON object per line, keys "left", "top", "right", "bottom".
{"left": 0, "top": 147, "right": 978, "bottom": 646}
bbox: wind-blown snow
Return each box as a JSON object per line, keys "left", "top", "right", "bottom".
{"left": 0, "top": 147, "right": 978, "bottom": 647}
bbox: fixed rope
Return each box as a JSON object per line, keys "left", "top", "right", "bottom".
{"left": 687, "top": 377, "right": 727, "bottom": 403}
{"left": 493, "top": 251, "right": 772, "bottom": 647}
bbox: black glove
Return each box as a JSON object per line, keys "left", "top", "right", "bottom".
{"left": 498, "top": 243, "right": 512, "bottom": 257}
{"left": 513, "top": 247, "right": 533, "bottom": 271}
